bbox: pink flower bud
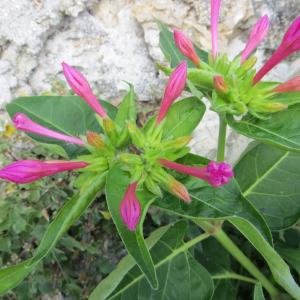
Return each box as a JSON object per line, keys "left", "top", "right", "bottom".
{"left": 0, "top": 160, "right": 88, "bottom": 184}
{"left": 62, "top": 62, "right": 107, "bottom": 118}
{"left": 86, "top": 131, "right": 105, "bottom": 149}
{"left": 274, "top": 76, "right": 300, "bottom": 93}
{"left": 214, "top": 75, "right": 228, "bottom": 93}
{"left": 13, "top": 113, "right": 84, "bottom": 145}
{"left": 169, "top": 179, "right": 191, "bottom": 202}
{"left": 253, "top": 16, "right": 300, "bottom": 84}
{"left": 120, "top": 182, "right": 141, "bottom": 231}
{"left": 156, "top": 61, "right": 187, "bottom": 124}
{"left": 211, "top": 0, "right": 222, "bottom": 58}
{"left": 159, "top": 159, "right": 233, "bottom": 187}
{"left": 241, "top": 15, "right": 270, "bottom": 64}
{"left": 173, "top": 30, "right": 200, "bottom": 66}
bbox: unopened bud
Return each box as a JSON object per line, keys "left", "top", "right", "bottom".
{"left": 169, "top": 179, "right": 191, "bottom": 202}
{"left": 214, "top": 76, "right": 228, "bottom": 93}
{"left": 103, "top": 118, "right": 118, "bottom": 144}
{"left": 86, "top": 131, "right": 105, "bottom": 149}
{"left": 249, "top": 101, "right": 288, "bottom": 113}
{"left": 128, "top": 122, "right": 146, "bottom": 149}
{"left": 162, "top": 136, "right": 192, "bottom": 150}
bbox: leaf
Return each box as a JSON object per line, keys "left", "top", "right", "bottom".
{"left": 277, "top": 247, "right": 300, "bottom": 275}
{"left": 154, "top": 175, "right": 300, "bottom": 298}
{"left": 0, "top": 174, "right": 106, "bottom": 295}
{"left": 158, "top": 21, "right": 208, "bottom": 67}
{"left": 6, "top": 96, "right": 117, "bottom": 158}
{"left": 89, "top": 221, "right": 214, "bottom": 300}
{"left": 145, "top": 97, "right": 206, "bottom": 139}
{"left": 253, "top": 283, "right": 265, "bottom": 300}
{"left": 115, "top": 83, "right": 137, "bottom": 127}
{"left": 235, "top": 143, "right": 300, "bottom": 230}
{"left": 270, "top": 91, "right": 300, "bottom": 107}
{"left": 227, "top": 105, "right": 300, "bottom": 153}
{"left": 105, "top": 165, "right": 158, "bottom": 289}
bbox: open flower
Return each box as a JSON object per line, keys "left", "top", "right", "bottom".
{"left": 62, "top": 62, "right": 107, "bottom": 118}
{"left": 120, "top": 182, "right": 141, "bottom": 231}
{"left": 13, "top": 113, "right": 84, "bottom": 145}
{"left": 159, "top": 159, "right": 233, "bottom": 187}
{"left": 211, "top": 0, "right": 222, "bottom": 58}
{"left": 0, "top": 160, "right": 88, "bottom": 184}
{"left": 174, "top": 30, "right": 200, "bottom": 66}
{"left": 253, "top": 16, "right": 300, "bottom": 84}
{"left": 156, "top": 61, "right": 187, "bottom": 124}
{"left": 241, "top": 15, "right": 270, "bottom": 63}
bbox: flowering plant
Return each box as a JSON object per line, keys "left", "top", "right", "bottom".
{"left": 0, "top": 1, "right": 300, "bottom": 299}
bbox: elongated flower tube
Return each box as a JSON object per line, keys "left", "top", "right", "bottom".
{"left": 159, "top": 159, "right": 234, "bottom": 187}
{"left": 62, "top": 62, "right": 107, "bottom": 118}
{"left": 241, "top": 15, "right": 270, "bottom": 63}
{"left": 211, "top": 0, "right": 221, "bottom": 58}
{"left": 120, "top": 182, "right": 141, "bottom": 231}
{"left": 174, "top": 30, "right": 200, "bottom": 66}
{"left": 274, "top": 76, "right": 300, "bottom": 93}
{"left": 0, "top": 160, "right": 88, "bottom": 184}
{"left": 13, "top": 113, "right": 84, "bottom": 145}
{"left": 253, "top": 16, "right": 300, "bottom": 84}
{"left": 156, "top": 61, "right": 187, "bottom": 124}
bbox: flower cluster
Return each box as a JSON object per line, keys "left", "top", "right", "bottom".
{"left": 165, "top": 1, "right": 300, "bottom": 118}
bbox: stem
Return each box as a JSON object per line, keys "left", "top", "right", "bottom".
{"left": 212, "top": 272, "right": 258, "bottom": 284}
{"left": 195, "top": 220, "right": 279, "bottom": 298}
{"left": 217, "top": 114, "right": 227, "bottom": 162}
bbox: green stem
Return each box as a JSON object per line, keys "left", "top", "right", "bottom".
{"left": 212, "top": 272, "right": 258, "bottom": 284}
{"left": 195, "top": 220, "right": 279, "bottom": 298}
{"left": 217, "top": 114, "right": 227, "bottom": 162}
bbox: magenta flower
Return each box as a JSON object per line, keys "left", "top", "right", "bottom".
{"left": 174, "top": 30, "right": 200, "bottom": 66}
{"left": 159, "top": 159, "right": 234, "bottom": 187}
{"left": 253, "top": 16, "right": 300, "bottom": 84}
{"left": 13, "top": 113, "right": 84, "bottom": 145}
{"left": 241, "top": 15, "right": 270, "bottom": 64}
{"left": 274, "top": 76, "right": 300, "bottom": 93}
{"left": 156, "top": 61, "right": 187, "bottom": 124}
{"left": 0, "top": 160, "right": 88, "bottom": 184}
{"left": 62, "top": 62, "right": 107, "bottom": 118}
{"left": 120, "top": 182, "right": 141, "bottom": 231}
{"left": 211, "top": 0, "right": 221, "bottom": 58}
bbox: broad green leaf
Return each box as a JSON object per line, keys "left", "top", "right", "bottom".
{"left": 115, "top": 83, "right": 137, "bottom": 127}
{"left": 0, "top": 174, "right": 106, "bottom": 295}
{"left": 212, "top": 280, "right": 237, "bottom": 300}
{"left": 105, "top": 165, "right": 158, "bottom": 289}
{"left": 145, "top": 97, "right": 206, "bottom": 139}
{"left": 235, "top": 143, "right": 300, "bottom": 230}
{"left": 253, "top": 283, "right": 265, "bottom": 300}
{"left": 6, "top": 96, "right": 117, "bottom": 158}
{"left": 90, "top": 221, "right": 213, "bottom": 300}
{"left": 154, "top": 176, "right": 300, "bottom": 298}
{"left": 227, "top": 105, "right": 300, "bottom": 152}
{"left": 277, "top": 247, "right": 300, "bottom": 275}
{"left": 158, "top": 21, "right": 208, "bottom": 67}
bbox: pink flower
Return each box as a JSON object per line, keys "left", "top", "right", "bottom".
{"left": 13, "top": 113, "right": 84, "bottom": 145}
{"left": 241, "top": 15, "right": 270, "bottom": 63}
{"left": 274, "top": 76, "right": 300, "bottom": 93}
{"left": 120, "top": 182, "right": 141, "bottom": 231}
{"left": 0, "top": 160, "right": 88, "bottom": 184}
{"left": 173, "top": 30, "right": 200, "bottom": 66}
{"left": 62, "top": 62, "right": 107, "bottom": 118}
{"left": 159, "top": 159, "right": 234, "bottom": 187}
{"left": 156, "top": 61, "right": 187, "bottom": 124}
{"left": 211, "top": 0, "right": 222, "bottom": 58}
{"left": 253, "top": 16, "right": 300, "bottom": 84}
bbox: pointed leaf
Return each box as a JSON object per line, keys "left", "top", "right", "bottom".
{"left": 253, "top": 283, "right": 265, "bottom": 300}
{"left": 277, "top": 247, "right": 300, "bottom": 275}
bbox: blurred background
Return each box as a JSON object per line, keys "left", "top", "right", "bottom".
{"left": 0, "top": 1, "right": 300, "bottom": 299}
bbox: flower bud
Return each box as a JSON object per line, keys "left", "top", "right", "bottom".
{"left": 174, "top": 30, "right": 200, "bottom": 66}
{"left": 169, "top": 179, "right": 191, "bottom": 202}
{"left": 120, "top": 182, "right": 141, "bottom": 231}
{"left": 214, "top": 75, "right": 228, "bottom": 93}
{"left": 274, "top": 76, "right": 300, "bottom": 93}
{"left": 86, "top": 131, "right": 105, "bottom": 149}
{"left": 249, "top": 101, "right": 288, "bottom": 113}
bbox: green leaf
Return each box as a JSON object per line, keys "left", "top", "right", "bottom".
{"left": 158, "top": 21, "right": 208, "bottom": 67}
{"left": 115, "top": 83, "right": 137, "bottom": 127}
{"left": 277, "top": 247, "right": 300, "bottom": 275}
{"left": 253, "top": 283, "right": 265, "bottom": 300}
{"left": 0, "top": 174, "right": 106, "bottom": 295}
{"left": 145, "top": 97, "right": 206, "bottom": 139}
{"left": 6, "top": 96, "right": 117, "bottom": 158}
{"left": 105, "top": 165, "right": 158, "bottom": 289}
{"left": 227, "top": 105, "right": 300, "bottom": 153}
{"left": 235, "top": 143, "right": 300, "bottom": 230}
{"left": 154, "top": 176, "right": 300, "bottom": 298}
{"left": 89, "top": 221, "right": 213, "bottom": 300}
{"left": 270, "top": 91, "right": 300, "bottom": 107}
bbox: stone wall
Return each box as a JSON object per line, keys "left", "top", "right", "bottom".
{"left": 1, "top": 0, "right": 300, "bottom": 161}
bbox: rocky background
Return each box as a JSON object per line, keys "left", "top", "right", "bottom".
{"left": 1, "top": 0, "right": 300, "bottom": 162}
